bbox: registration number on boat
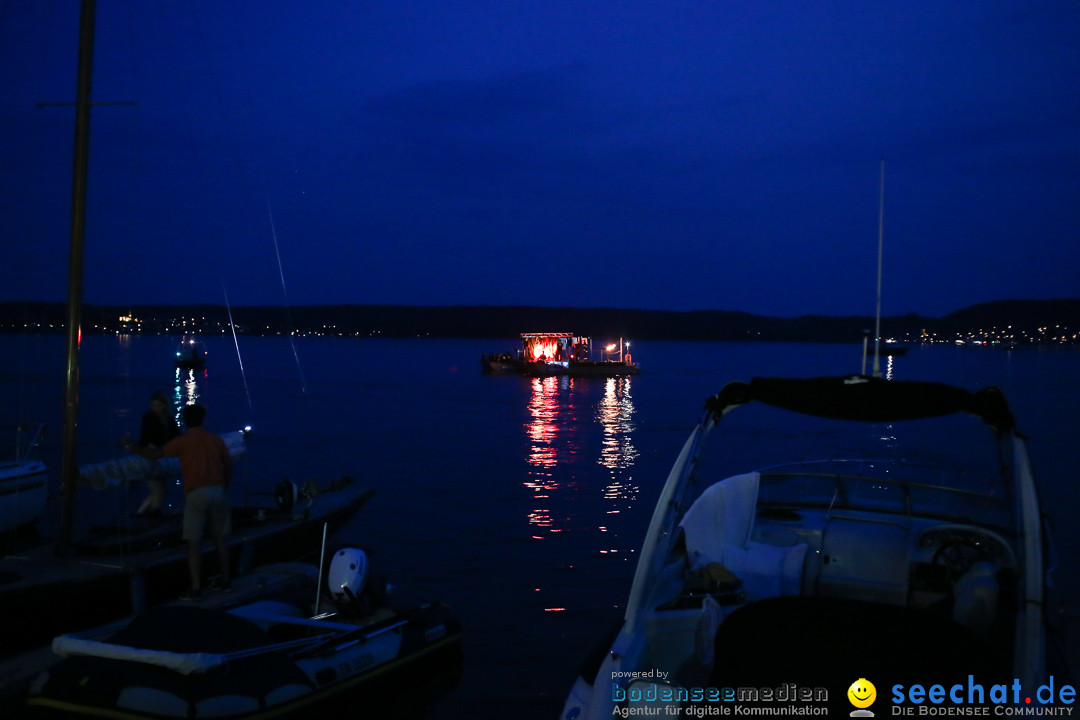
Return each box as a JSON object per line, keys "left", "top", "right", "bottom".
{"left": 337, "top": 653, "right": 376, "bottom": 678}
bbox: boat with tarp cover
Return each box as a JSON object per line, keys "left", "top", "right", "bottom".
{"left": 18, "top": 548, "right": 462, "bottom": 718}
{"left": 481, "top": 332, "right": 639, "bottom": 377}
{"left": 561, "top": 375, "right": 1070, "bottom": 718}
{"left": 77, "top": 428, "right": 248, "bottom": 490}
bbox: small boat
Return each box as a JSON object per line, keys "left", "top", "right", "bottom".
{"left": 16, "top": 549, "right": 462, "bottom": 718}
{"left": 482, "top": 332, "right": 640, "bottom": 377}
{"left": 0, "top": 477, "right": 375, "bottom": 658}
{"left": 561, "top": 375, "right": 1063, "bottom": 718}
{"left": 0, "top": 424, "right": 47, "bottom": 534}
{"left": 175, "top": 337, "right": 208, "bottom": 370}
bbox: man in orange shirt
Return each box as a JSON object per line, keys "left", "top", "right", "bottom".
{"left": 125, "top": 403, "right": 233, "bottom": 601}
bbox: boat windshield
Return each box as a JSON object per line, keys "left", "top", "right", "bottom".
{"left": 693, "top": 402, "right": 1014, "bottom": 530}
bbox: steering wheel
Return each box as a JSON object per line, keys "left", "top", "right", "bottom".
{"left": 931, "top": 535, "right": 996, "bottom": 580}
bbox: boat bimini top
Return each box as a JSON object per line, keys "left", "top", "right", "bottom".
{"left": 703, "top": 375, "right": 1016, "bottom": 431}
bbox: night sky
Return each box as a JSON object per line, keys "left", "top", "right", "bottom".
{"left": 1, "top": 1, "right": 1077, "bottom": 318}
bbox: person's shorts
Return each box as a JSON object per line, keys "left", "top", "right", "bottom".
{"left": 183, "top": 485, "right": 231, "bottom": 541}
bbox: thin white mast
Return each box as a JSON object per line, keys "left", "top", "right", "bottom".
{"left": 872, "top": 160, "right": 885, "bottom": 378}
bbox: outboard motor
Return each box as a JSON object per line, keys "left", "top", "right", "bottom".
{"left": 274, "top": 479, "right": 298, "bottom": 512}
{"left": 328, "top": 548, "right": 388, "bottom": 616}
{"left": 329, "top": 548, "right": 369, "bottom": 605}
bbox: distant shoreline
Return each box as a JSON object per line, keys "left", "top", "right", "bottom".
{"left": 1, "top": 299, "right": 1078, "bottom": 346}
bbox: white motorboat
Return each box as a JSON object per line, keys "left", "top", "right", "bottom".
{"left": 562, "top": 375, "right": 1067, "bottom": 717}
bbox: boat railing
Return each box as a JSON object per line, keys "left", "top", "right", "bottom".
{"left": 754, "top": 458, "right": 1012, "bottom": 529}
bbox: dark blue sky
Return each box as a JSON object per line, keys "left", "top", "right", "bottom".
{"left": 1, "top": 2, "right": 1077, "bottom": 318}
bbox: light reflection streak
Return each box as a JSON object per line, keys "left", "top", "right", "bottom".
{"left": 597, "top": 377, "right": 638, "bottom": 471}
{"left": 524, "top": 377, "right": 571, "bottom": 534}
{"left": 523, "top": 374, "right": 638, "bottom": 539}
{"left": 598, "top": 377, "right": 639, "bottom": 516}
{"left": 173, "top": 368, "right": 204, "bottom": 423}
{"left": 525, "top": 376, "right": 569, "bottom": 469}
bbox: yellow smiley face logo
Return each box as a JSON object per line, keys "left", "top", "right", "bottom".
{"left": 848, "top": 678, "right": 876, "bottom": 709}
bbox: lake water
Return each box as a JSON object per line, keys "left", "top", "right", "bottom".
{"left": 1, "top": 335, "right": 1077, "bottom": 718}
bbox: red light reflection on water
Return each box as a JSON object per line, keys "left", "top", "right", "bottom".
{"left": 525, "top": 377, "right": 575, "bottom": 537}
{"left": 523, "top": 375, "right": 639, "bottom": 538}
{"left": 525, "top": 377, "right": 569, "bottom": 469}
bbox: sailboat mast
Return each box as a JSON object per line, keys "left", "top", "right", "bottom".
{"left": 58, "top": 0, "right": 97, "bottom": 553}
{"left": 872, "top": 159, "right": 885, "bottom": 378}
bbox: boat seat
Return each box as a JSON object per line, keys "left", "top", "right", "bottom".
{"left": 679, "top": 473, "right": 807, "bottom": 602}
{"left": 816, "top": 514, "right": 910, "bottom": 605}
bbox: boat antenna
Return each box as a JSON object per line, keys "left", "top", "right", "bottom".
{"left": 221, "top": 281, "right": 253, "bottom": 416}
{"left": 267, "top": 200, "right": 308, "bottom": 394}
{"left": 872, "top": 159, "right": 885, "bottom": 379}
{"left": 58, "top": 0, "right": 98, "bottom": 555}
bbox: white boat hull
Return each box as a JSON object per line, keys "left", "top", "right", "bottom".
{"left": 0, "top": 460, "right": 48, "bottom": 533}
{"left": 79, "top": 430, "right": 247, "bottom": 490}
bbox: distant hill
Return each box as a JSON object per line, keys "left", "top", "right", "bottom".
{"left": 0, "top": 299, "right": 1077, "bottom": 344}
{"left": 942, "top": 299, "right": 1080, "bottom": 328}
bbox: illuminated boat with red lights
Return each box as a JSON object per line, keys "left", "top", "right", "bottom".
{"left": 482, "top": 332, "right": 640, "bottom": 377}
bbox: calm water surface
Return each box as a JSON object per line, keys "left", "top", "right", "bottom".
{"left": 1, "top": 335, "right": 1076, "bottom": 718}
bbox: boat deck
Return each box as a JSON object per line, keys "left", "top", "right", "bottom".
{"left": 0, "top": 562, "right": 317, "bottom": 713}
